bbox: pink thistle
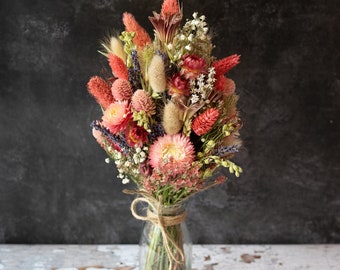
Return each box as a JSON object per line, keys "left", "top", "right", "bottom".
{"left": 212, "top": 54, "right": 240, "bottom": 76}
{"left": 131, "top": 89, "right": 156, "bottom": 116}
{"left": 123, "top": 12, "right": 152, "bottom": 49}
{"left": 111, "top": 78, "right": 133, "bottom": 101}
{"left": 102, "top": 101, "right": 132, "bottom": 134}
{"left": 215, "top": 75, "right": 236, "bottom": 95}
{"left": 168, "top": 73, "right": 189, "bottom": 96}
{"left": 149, "top": 134, "right": 195, "bottom": 174}
{"left": 161, "top": 0, "right": 180, "bottom": 17}
{"left": 87, "top": 76, "right": 115, "bottom": 109}
{"left": 108, "top": 53, "right": 129, "bottom": 80}
{"left": 180, "top": 54, "right": 206, "bottom": 79}
{"left": 124, "top": 122, "right": 148, "bottom": 147}
{"left": 192, "top": 108, "right": 220, "bottom": 136}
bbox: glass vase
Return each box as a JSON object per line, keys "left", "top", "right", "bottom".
{"left": 138, "top": 203, "right": 192, "bottom": 270}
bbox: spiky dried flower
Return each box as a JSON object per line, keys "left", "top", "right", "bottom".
{"left": 192, "top": 108, "right": 219, "bottom": 136}
{"left": 123, "top": 12, "right": 152, "bottom": 49}
{"left": 87, "top": 76, "right": 115, "bottom": 109}
{"left": 108, "top": 53, "right": 129, "bottom": 80}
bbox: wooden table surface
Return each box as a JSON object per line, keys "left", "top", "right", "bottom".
{"left": 0, "top": 244, "right": 339, "bottom": 270}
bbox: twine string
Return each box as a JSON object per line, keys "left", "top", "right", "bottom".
{"left": 128, "top": 193, "right": 186, "bottom": 266}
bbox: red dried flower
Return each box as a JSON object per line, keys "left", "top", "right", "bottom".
{"left": 168, "top": 73, "right": 189, "bottom": 96}
{"left": 212, "top": 54, "right": 240, "bottom": 76}
{"left": 124, "top": 123, "right": 148, "bottom": 147}
{"left": 108, "top": 53, "right": 129, "bottom": 80}
{"left": 87, "top": 76, "right": 115, "bottom": 109}
{"left": 192, "top": 108, "right": 220, "bottom": 136}
{"left": 215, "top": 75, "right": 236, "bottom": 95}
{"left": 180, "top": 54, "right": 206, "bottom": 79}
{"left": 123, "top": 12, "right": 152, "bottom": 49}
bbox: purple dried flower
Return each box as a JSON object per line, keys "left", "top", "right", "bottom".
{"left": 91, "top": 120, "right": 131, "bottom": 154}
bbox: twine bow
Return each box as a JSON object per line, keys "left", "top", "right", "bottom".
{"left": 124, "top": 189, "right": 186, "bottom": 267}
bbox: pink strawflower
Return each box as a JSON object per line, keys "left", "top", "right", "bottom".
{"left": 124, "top": 122, "right": 148, "bottom": 147}
{"left": 149, "top": 134, "right": 195, "bottom": 174}
{"left": 192, "top": 108, "right": 220, "bottom": 136}
{"left": 161, "top": 0, "right": 180, "bottom": 17}
{"left": 102, "top": 101, "right": 132, "bottom": 134}
{"left": 87, "top": 76, "right": 115, "bottom": 109}
{"left": 123, "top": 12, "right": 152, "bottom": 49}
{"left": 108, "top": 53, "right": 129, "bottom": 80}
{"left": 215, "top": 75, "right": 236, "bottom": 95}
{"left": 212, "top": 54, "right": 240, "bottom": 76}
{"left": 168, "top": 73, "right": 189, "bottom": 96}
{"left": 111, "top": 78, "right": 133, "bottom": 101}
{"left": 180, "top": 54, "right": 206, "bottom": 79}
{"left": 131, "top": 89, "right": 156, "bottom": 116}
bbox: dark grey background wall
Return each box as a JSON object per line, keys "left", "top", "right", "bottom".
{"left": 1, "top": 0, "right": 339, "bottom": 244}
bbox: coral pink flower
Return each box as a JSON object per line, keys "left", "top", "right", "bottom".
{"left": 102, "top": 101, "right": 132, "bottom": 134}
{"left": 131, "top": 89, "right": 156, "bottom": 116}
{"left": 168, "top": 74, "right": 189, "bottom": 96}
{"left": 212, "top": 54, "right": 240, "bottom": 76}
{"left": 180, "top": 54, "right": 206, "bottom": 79}
{"left": 111, "top": 78, "right": 133, "bottom": 101}
{"left": 87, "top": 76, "right": 115, "bottom": 109}
{"left": 215, "top": 75, "right": 236, "bottom": 95}
{"left": 149, "top": 134, "right": 195, "bottom": 174}
{"left": 123, "top": 12, "right": 152, "bottom": 49}
{"left": 108, "top": 53, "right": 129, "bottom": 80}
{"left": 192, "top": 108, "right": 220, "bottom": 136}
{"left": 124, "top": 123, "right": 148, "bottom": 147}
{"left": 161, "top": 0, "right": 180, "bottom": 17}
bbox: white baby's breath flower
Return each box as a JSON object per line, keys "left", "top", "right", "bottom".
{"left": 105, "top": 158, "right": 110, "bottom": 164}
{"left": 185, "top": 45, "right": 192, "bottom": 51}
{"left": 122, "top": 178, "right": 130, "bottom": 184}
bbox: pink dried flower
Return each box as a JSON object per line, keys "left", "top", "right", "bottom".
{"left": 131, "top": 89, "right": 156, "bottom": 116}
{"left": 123, "top": 12, "right": 152, "bottom": 49}
{"left": 168, "top": 73, "right": 189, "bottom": 96}
{"left": 212, "top": 54, "right": 240, "bottom": 76}
{"left": 161, "top": 0, "right": 180, "bottom": 17}
{"left": 148, "top": 134, "right": 195, "bottom": 174}
{"left": 180, "top": 54, "right": 206, "bottom": 79}
{"left": 102, "top": 101, "right": 132, "bottom": 134}
{"left": 111, "top": 78, "right": 133, "bottom": 101}
{"left": 87, "top": 76, "right": 115, "bottom": 109}
{"left": 192, "top": 108, "right": 220, "bottom": 136}
{"left": 124, "top": 122, "right": 148, "bottom": 147}
{"left": 215, "top": 75, "right": 236, "bottom": 95}
{"left": 108, "top": 53, "right": 129, "bottom": 80}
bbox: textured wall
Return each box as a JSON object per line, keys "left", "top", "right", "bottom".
{"left": 0, "top": 0, "right": 339, "bottom": 244}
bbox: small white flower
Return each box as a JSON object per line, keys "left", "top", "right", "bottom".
{"left": 167, "top": 43, "right": 173, "bottom": 49}
{"left": 185, "top": 45, "right": 192, "bottom": 51}
{"left": 140, "top": 151, "right": 146, "bottom": 158}
{"left": 122, "top": 178, "right": 130, "bottom": 184}
{"left": 105, "top": 158, "right": 110, "bottom": 164}
{"left": 191, "top": 94, "right": 199, "bottom": 104}
{"left": 136, "top": 147, "right": 141, "bottom": 153}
